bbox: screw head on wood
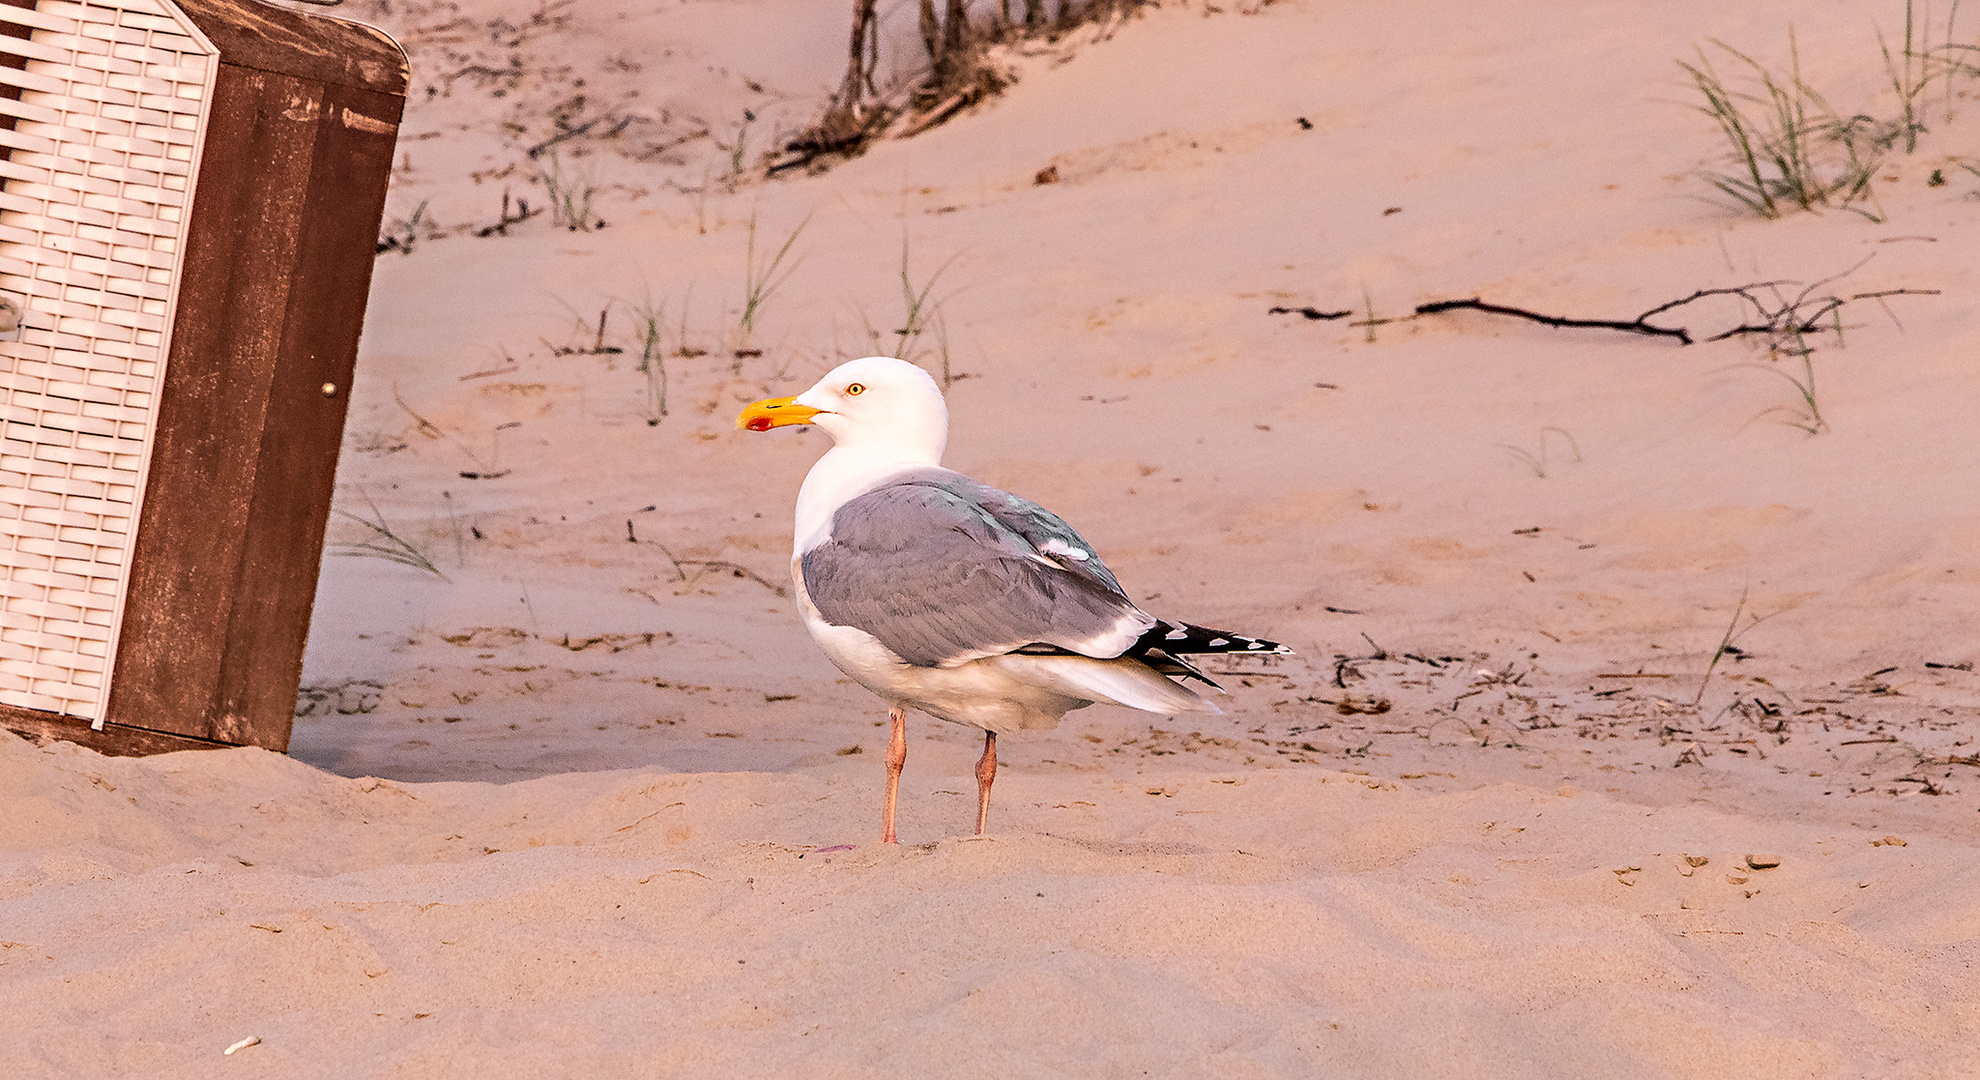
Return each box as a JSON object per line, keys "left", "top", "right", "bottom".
{"left": 321, "top": 382, "right": 337, "bottom": 397}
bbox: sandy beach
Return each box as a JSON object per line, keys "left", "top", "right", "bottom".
{"left": 4, "top": 0, "right": 1979, "bottom": 1074}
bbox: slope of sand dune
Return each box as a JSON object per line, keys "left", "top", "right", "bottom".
{"left": 5, "top": 731, "right": 1976, "bottom": 1077}
{"left": 5, "top": 0, "right": 1980, "bottom": 1075}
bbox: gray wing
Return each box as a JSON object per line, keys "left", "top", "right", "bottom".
{"left": 801, "top": 472, "right": 1152, "bottom": 668}
{"left": 957, "top": 476, "right": 1132, "bottom": 598}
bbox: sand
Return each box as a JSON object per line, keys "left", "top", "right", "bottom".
{"left": 4, "top": 0, "right": 1979, "bottom": 1075}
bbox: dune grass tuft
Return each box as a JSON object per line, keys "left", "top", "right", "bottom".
{"left": 1683, "top": 2, "right": 1980, "bottom": 220}
{"left": 1680, "top": 36, "right": 1885, "bottom": 220}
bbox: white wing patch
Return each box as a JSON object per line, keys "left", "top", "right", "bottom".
{"left": 1039, "top": 538, "right": 1092, "bottom": 563}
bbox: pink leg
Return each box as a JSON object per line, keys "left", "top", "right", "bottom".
{"left": 974, "top": 730, "right": 997, "bottom": 836}
{"left": 882, "top": 705, "right": 907, "bottom": 844}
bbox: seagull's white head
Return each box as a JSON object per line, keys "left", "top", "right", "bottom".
{"left": 737, "top": 356, "right": 948, "bottom": 465}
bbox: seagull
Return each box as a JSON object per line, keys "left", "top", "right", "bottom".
{"left": 737, "top": 356, "right": 1288, "bottom": 842}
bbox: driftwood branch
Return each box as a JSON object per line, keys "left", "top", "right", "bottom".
{"left": 1270, "top": 259, "right": 1938, "bottom": 349}
{"left": 773, "top": 1, "right": 1150, "bottom": 175}
{"left": 1413, "top": 297, "right": 1696, "bottom": 344}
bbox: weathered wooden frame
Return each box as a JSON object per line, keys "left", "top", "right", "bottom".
{"left": 0, "top": 0, "right": 406, "bottom": 755}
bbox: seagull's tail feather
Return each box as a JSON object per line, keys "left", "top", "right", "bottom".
{"left": 993, "top": 654, "right": 1222, "bottom": 716}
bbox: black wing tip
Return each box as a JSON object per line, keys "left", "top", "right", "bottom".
{"left": 1135, "top": 620, "right": 1295, "bottom": 657}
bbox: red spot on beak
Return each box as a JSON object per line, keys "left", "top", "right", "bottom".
{"left": 746, "top": 416, "right": 774, "bottom": 432}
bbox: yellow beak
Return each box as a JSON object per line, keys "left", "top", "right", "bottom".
{"left": 736, "top": 395, "right": 822, "bottom": 431}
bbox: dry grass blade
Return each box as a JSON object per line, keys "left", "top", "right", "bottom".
{"left": 652, "top": 543, "right": 786, "bottom": 596}
{"left": 1681, "top": 51, "right": 1779, "bottom": 217}
{"left": 1499, "top": 426, "right": 1582, "bottom": 478}
{"left": 737, "top": 212, "right": 810, "bottom": 360}
{"left": 540, "top": 152, "right": 602, "bottom": 232}
{"left": 1695, "top": 589, "right": 1802, "bottom": 705}
{"left": 894, "top": 236, "right": 961, "bottom": 362}
{"left": 632, "top": 297, "right": 669, "bottom": 425}
{"left": 1696, "top": 587, "right": 1750, "bottom": 706}
{"left": 1879, "top": 0, "right": 1941, "bottom": 152}
{"left": 332, "top": 494, "right": 449, "bottom": 582}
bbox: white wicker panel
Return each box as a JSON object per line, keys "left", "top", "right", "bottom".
{"left": 0, "top": 0, "right": 213, "bottom": 722}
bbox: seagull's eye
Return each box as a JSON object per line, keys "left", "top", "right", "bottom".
{"left": 845, "top": 383, "right": 865, "bottom": 396}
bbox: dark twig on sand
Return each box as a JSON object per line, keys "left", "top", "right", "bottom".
{"left": 525, "top": 115, "right": 634, "bottom": 159}
{"left": 1267, "top": 305, "right": 1353, "bottom": 321}
{"left": 474, "top": 190, "right": 544, "bottom": 237}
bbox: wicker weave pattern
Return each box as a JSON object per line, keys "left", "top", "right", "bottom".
{"left": 0, "top": 0, "right": 213, "bottom": 720}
